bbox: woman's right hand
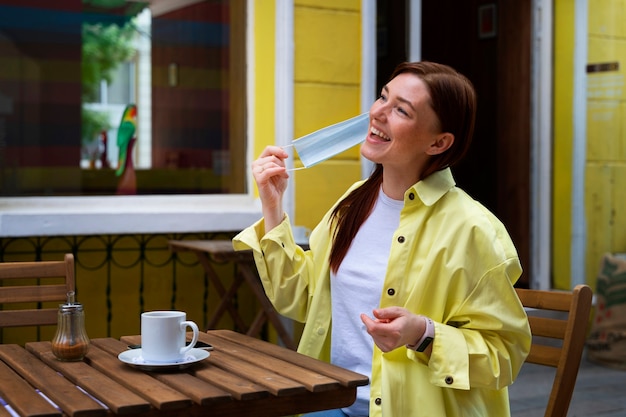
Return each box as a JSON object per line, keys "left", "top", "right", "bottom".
{"left": 252, "top": 146, "right": 290, "bottom": 231}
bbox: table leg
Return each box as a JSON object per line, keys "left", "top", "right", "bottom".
{"left": 238, "top": 264, "right": 297, "bottom": 350}
{"left": 195, "top": 252, "right": 250, "bottom": 332}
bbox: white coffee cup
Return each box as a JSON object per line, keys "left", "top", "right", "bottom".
{"left": 140, "top": 311, "right": 199, "bottom": 363}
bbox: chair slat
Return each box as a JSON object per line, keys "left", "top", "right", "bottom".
{"left": 528, "top": 316, "right": 568, "bottom": 339}
{"left": 0, "top": 263, "right": 68, "bottom": 279}
{"left": 527, "top": 344, "right": 562, "bottom": 367}
{"left": 0, "top": 254, "right": 74, "bottom": 329}
{"left": 0, "top": 285, "right": 69, "bottom": 304}
{"left": 516, "top": 288, "right": 573, "bottom": 312}
{"left": 0, "top": 310, "right": 59, "bottom": 327}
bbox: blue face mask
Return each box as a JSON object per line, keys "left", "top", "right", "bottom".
{"left": 288, "top": 113, "right": 369, "bottom": 169}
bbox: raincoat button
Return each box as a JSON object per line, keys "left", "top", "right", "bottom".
{"left": 445, "top": 376, "right": 454, "bottom": 385}
{"left": 375, "top": 397, "right": 382, "bottom": 405}
{"left": 397, "top": 236, "right": 405, "bottom": 243}
{"left": 317, "top": 328, "right": 325, "bottom": 335}
{"left": 409, "top": 192, "right": 415, "bottom": 200}
{"left": 387, "top": 288, "right": 395, "bottom": 296}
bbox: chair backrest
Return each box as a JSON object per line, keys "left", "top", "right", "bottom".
{"left": 515, "top": 284, "right": 593, "bottom": 417}
{"left": 0, "top": 254, "right": 75, "bottom": 327}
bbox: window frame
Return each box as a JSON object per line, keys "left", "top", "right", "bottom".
{"left": 0, "top": 0, "right": 259, "bottom": 237}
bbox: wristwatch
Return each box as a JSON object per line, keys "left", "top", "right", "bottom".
{"left": 406, "top": 316, "right": 435, "bottom": 352}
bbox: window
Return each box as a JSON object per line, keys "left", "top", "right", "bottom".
{"left": 0, "top": 0, "right": 247, "bottom": 197}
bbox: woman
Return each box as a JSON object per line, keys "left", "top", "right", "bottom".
{"left": 233, "top": 61, "right": 531, "bottom": 417}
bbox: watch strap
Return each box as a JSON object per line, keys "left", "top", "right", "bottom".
{"left": 407, "top": 316, "right": 434, "bottom": 352}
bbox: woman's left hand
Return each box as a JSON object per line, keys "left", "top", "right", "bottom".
{"left": 360, "top": 307, "right": 425, "bottom": 352}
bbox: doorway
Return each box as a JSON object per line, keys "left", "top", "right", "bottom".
{"left": 376, "top": 0, "right": 532, "bottom": 286}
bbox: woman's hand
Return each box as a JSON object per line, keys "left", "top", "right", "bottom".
{"left": 252, "top": 146, "right": 290, "bottom": 231}
{"left": 360, "top": 307, "right": 426, "bottom": 353}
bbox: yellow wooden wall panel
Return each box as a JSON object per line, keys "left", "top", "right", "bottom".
{"left": 586, "top": 100, "right": 624, "bottom": 161}
{"left": 587, "top": 37, "right": 626, "bottom": 100}
{"left": 292, "top": 2, "right": 362, "bottom": 230}
{"left": 613, "top": 163, "right": 626, "bottom": 250}
{"left": 552, "top": 0, "right": 576, "bottom": 289}
{"left": 294, "top": 160, "right": 363, "bottom": 228}
{"left": 76, "top": 265, "right": 109, "bottom": 341}
{"left": 296, "top": 0, "right": 360, "bottom": 11}
{"left": 585, "top": 164, "right": 615, "bottom": 287}
{"left": 253, "top": 0, "right": 276, "bottom": 171}
{"left": 583, "top": 1, "right": 626, "bottom": 290}
{"left": 554, "top": 1, "right": 626, "bottom": 289}
{"left": 588, "top": 0, "right": 626, "bottom": 37}
{"left": 294, "top": 82, "right": 361, "bottom": 138}
{"left": 294, "top": 7, "right": 360, "bottom": 84}
{"left": 110, "top": 265, "right": 143, "bottom": 337}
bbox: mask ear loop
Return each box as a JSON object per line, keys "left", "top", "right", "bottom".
{"left": 281, "top": 143, "right": 307, "bottom": 172}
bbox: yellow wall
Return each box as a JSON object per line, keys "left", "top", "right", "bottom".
{"left": 585, "top": 0, "right": 626, "bottom": 284}
{"left": 553, "top": 0, "right": 576, "bottom": 289}
{"left": 553, "top": 0, "right": 626, "bottom": 290}
{"left": 252, "top": 1, "right": 363, "bottom": 228}
{"left": 292, "top": 0, "right": 363, "bottom": 229}
{"left": 253, "top": 0, "right": 276, "bottom": 164}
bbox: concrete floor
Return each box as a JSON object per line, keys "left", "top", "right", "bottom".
{"left": 509, "top": 351, "right": 626, "bottom": 417}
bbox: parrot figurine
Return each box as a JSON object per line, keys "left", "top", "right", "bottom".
{"left": 115, "top": 104, "right": 137, "bottom": 176}
{"left": 115, "top": 104, "right": 138, "bottom": 195}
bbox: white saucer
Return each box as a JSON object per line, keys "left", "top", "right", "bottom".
{"left": 118, "top": 348, "right": 209, "bottom": 372}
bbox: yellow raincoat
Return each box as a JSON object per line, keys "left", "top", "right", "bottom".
{"left": 233, "top": 168, "right": 531, "bottom": 417}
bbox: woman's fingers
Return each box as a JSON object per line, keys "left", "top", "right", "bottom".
{"left": 253, "top": 146, "right": 290, "bottom": 178}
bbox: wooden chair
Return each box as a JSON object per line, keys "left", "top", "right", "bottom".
{"left": 0, "top": 254, "right": 75, "bottom": 328}
{"left": 515, "top": 284, "right": 593, "bottom": 417}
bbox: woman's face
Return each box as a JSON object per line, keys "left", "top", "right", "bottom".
{"left": 361, "top": 73, "right": 448, "bottom": 176}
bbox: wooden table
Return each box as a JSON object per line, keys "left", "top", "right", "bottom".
{"left": 0, "top": 330, "right": 368, "bottom": 417}
{"left": 168, "top": 240, "right": 297, "bottom": 350}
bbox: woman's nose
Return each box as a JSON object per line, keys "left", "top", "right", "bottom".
{"left": 370, "top": 102, "right": 387, "bottom": 121}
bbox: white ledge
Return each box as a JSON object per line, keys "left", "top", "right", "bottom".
{"left": 0, "top": 195, "right": 262, "bottom": 237}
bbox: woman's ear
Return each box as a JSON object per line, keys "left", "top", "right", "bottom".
{"left": 426, "top": 133, "right": 454, "bottom": 156}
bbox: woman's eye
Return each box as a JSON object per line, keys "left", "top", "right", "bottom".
{"left": 396, "top": 107, "right": 408, "bottom": 116}
{"left": 378, "top": 93, "right": 387, "bottom": 102}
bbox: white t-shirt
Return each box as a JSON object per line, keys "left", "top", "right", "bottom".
{"left": 330, "top": 187, "right": 403, "bottom": 416}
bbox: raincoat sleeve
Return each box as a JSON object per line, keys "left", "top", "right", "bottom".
{"left": 232, "top": 214, "right": 317, "bottom": 323}
{"left": 414, "top": 258, "right": 531, "bottom": 391}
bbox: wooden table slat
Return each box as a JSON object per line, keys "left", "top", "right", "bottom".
{"left": 0, "top": 359, "right": 61, "bottom": 417}
{"left": 201, "top": 347, "right": 306, "bottom": 396}
{"left": 109, "top": 333, "right": 234, "bottom": 405}
{"left": 1, "top": 344, "right": 107, "bottom": 417}
{"left": 210, "top": 330, "right": 370, "bottom": 387}
{"left": 199, "top": 332, "right": 340, "bottom": 392}
{"left": 87, "top": 339, "right": 194, "bottom": 411}
{"left": 120, "top": 335, "right": 270, "bottom": 402}
{"left": 120, "top": 335, "right": 296, "bottom": 399}
{"left": 191, "top": 384, "right": 358, "bottom": 417}
{"left": 26, "top": 341, "right": 152, "bottom": 415}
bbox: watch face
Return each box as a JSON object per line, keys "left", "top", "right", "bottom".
{"left": 416, "top": 336, "right": 434, "bottom": 352}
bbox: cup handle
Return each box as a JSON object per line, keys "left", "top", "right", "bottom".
{"left": 179, "top": 321, "right": 199, "bottom": 355}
